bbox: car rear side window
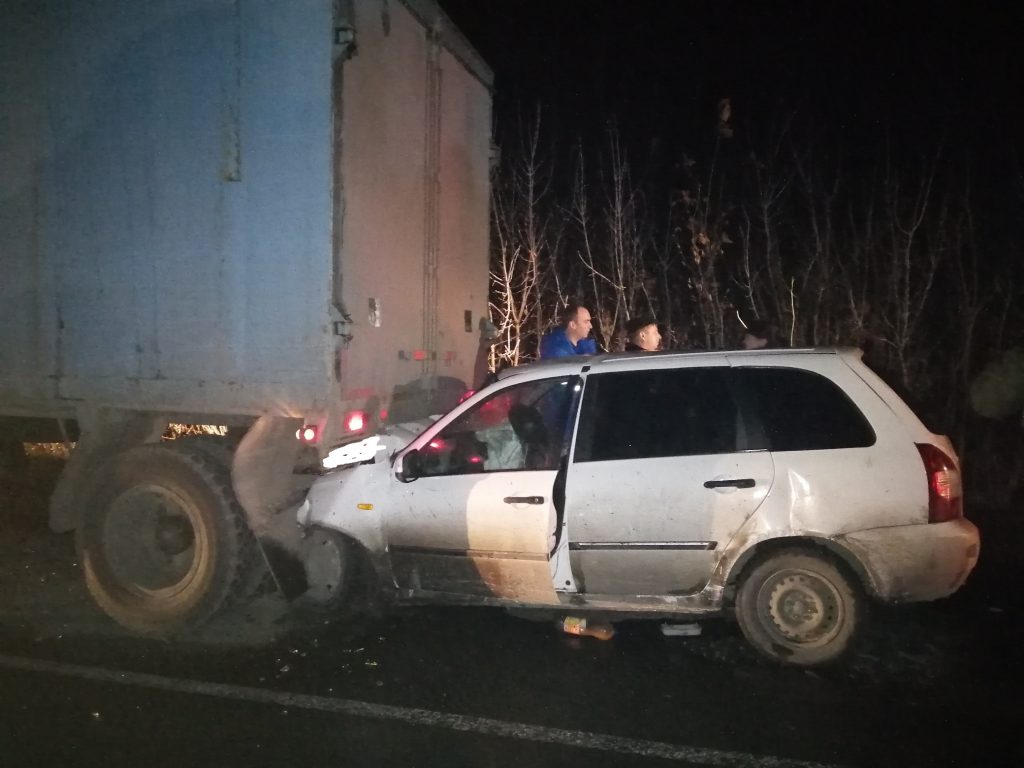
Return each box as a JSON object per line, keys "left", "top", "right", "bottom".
{"left": 574, "top": 368, "right": 738, "bottom": 462}
{"left": 736, "top": 367, "right": 875, "bottom": 451}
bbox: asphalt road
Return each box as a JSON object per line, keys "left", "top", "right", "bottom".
{"left": 1, "top": 459, "right": 1021, "bottom": 767}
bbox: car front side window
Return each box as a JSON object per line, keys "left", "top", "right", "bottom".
{"left": 416, "top": 376, "right": 577, "bottom": 477}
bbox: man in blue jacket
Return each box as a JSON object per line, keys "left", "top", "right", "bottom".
{"left": 540, "top": 303, "right": 598, "bottom": 358}
{"left": 538, "top": 303, "right": 611, "bottom": 640}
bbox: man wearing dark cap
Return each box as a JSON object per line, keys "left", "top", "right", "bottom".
{"left": 624, "top": 316, "right": 661, "bottom": 352}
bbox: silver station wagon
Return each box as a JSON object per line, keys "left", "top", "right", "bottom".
{"left": 297, "top": 348, "right": 980, "bottom": 666}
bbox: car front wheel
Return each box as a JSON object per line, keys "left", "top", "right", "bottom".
{"left": 735, "top": 548, "right": 862, "bottom": 666}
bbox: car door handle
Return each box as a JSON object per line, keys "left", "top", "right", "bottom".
{"left": 703, "top": 478, "right": 756, "bottom": 489}
{"left": 504, "top": 496, "right": 545, "bottom": 505}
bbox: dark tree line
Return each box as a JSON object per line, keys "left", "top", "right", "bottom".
{"left": 487, "top": 106, "right": 1024, "bottom": 505}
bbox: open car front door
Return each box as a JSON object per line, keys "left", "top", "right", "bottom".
{"left": 387, "top": 375, "right": 581, "bottom": 604}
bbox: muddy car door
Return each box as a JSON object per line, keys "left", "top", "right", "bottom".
{"left": 388, "top": 376, "right": 580, "bottom": 603}
{"left": 564, "top": 360, "right": 774, "bottom": 596}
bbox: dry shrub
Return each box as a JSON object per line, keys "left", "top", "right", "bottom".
{"left": 23, "top": 443, "right": 71, "bottom": 460}
{"left": 164, "top": 424, "right": 228, "bottom": 439}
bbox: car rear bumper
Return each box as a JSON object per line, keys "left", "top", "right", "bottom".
{"left": 838, "top": 518, "right": 980, "bottom": 602}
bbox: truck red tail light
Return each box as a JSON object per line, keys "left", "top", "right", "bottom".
{"left": 345, "top": 410, "right": 367, "bottom": 433}
{"left": 916, "top": 443, "right": 963, "bottom": 523}
{"left": 296, "top": 425, "right": 320, "bottom": 444}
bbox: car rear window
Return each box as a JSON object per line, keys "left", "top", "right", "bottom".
{"left": 574, "top": 367, "right": 739, "bottom": 462}
{"left": 735, "top": 367, "right": 876, "bottom": 451}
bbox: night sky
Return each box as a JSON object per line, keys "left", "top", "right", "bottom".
{"left": 440, "top": 1, "right": 1024, "bottom": 182}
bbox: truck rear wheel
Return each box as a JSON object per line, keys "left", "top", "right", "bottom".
{"left": 76, "top": 443, "right": 261, "bottom": 635}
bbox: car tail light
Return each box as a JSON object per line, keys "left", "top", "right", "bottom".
{"left": 916, "top": 443, "right": 963, "bottom": 523}
{"left": 458, "top": 389, "right": 476, "bottom": 404}
{"left": 296, "top": 425, "right": 320, "bottom": 444}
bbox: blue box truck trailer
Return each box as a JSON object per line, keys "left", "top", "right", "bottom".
{"left": 0, "top": 0, "right": 493, "bottom": 633}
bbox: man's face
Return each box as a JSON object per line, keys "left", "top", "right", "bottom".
{"left": 567, "top": 308, "right": 593, "bottom": 343}
{"left": 637, "top": 323, "right": 661, "bottom": 351}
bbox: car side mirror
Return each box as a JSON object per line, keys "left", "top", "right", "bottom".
{"left": 398, "top": 448, "right": 422, "bottom": 483}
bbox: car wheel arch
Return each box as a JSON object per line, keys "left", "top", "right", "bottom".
{"left": 722, "top": 534, "right": 879, "bottom": 603}
{"left": 304, "top": 490, "right": 390, "bottom": 588}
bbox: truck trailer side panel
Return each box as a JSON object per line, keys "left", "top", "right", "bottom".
{"left": 1, "top": 0, "right": 492, "bottom": 426}
{"left": 0, "top": 0, "right": 494, "bottom": 634}
{"left": 1, "top": 0, "right": 338, "bottom": 418}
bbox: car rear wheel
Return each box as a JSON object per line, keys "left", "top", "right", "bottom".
{"left": 735, "top": 548, "right": 862, "bottom": 666}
